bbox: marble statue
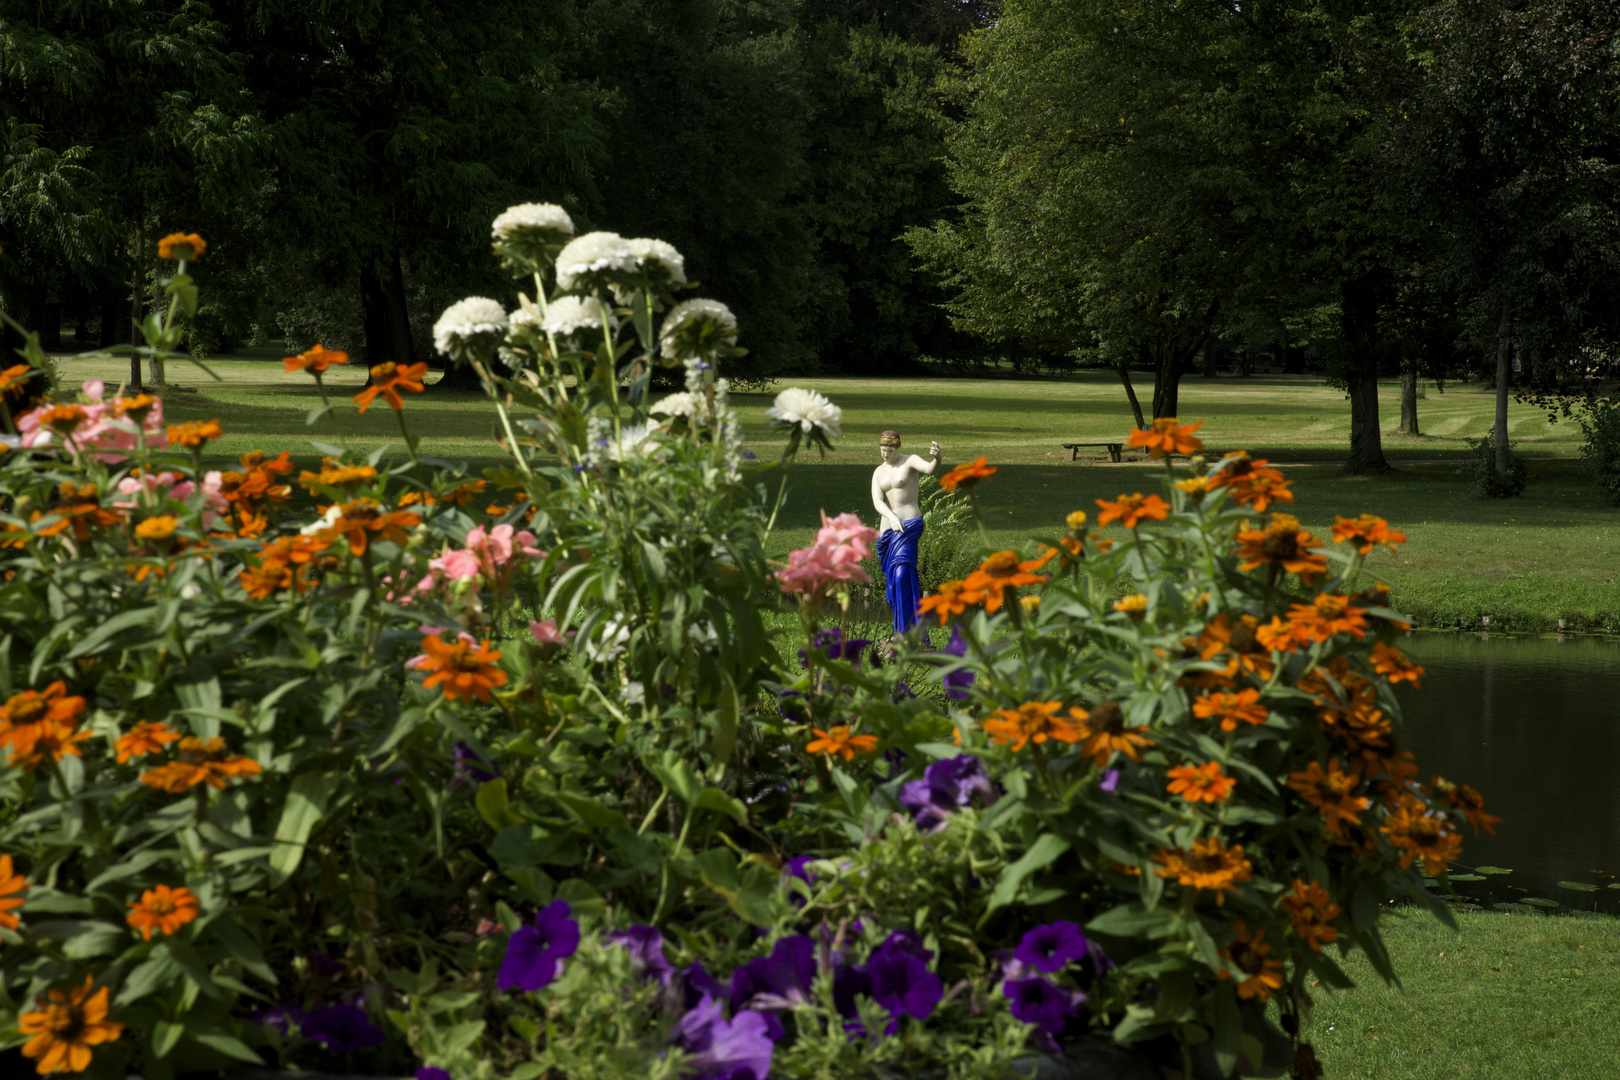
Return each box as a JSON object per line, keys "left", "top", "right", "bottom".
{"left": 871, "top": 430, "right": 942, "bottom": 633}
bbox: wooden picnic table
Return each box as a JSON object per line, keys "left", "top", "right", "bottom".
{"left": 1062, "top": 441, "right": 1125, "bottom": 462}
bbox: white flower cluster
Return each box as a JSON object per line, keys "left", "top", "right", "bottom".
{"left": 650, "top": 391, "right": 700, "bottom": 420}
{"left": 508, "top": 304, "right": 542, "bottom": 335}
{"left": 433, "top": 297, "right": 509, "bottom": 359}
{"left": 766, "top": 387, "right": 842, "bottom": 441}
{"left": 541, "top": 296, "right": 613, "bottom": 338}
{"left": 491, "top": 203, "right": 575, "bottom": 242}
{"left": 659, "top": 299, "right": 738, "bottom": 359}
{"left": 583, "top": 416, "right": 662, "bottom": 469}
{"left": 556, "top": 232, "right": 637, "bottom": 291}
{"left": 628, "top": 238, "right": 686, "bottom": 283}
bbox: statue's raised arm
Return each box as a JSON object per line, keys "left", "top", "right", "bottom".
{"left": 871, "top": 431, "right": 943, "bottom": 635}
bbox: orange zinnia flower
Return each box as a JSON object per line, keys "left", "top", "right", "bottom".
{"left": 239, "top": 534, "right": 333, "bottom": 599}
{"left": 805, "top": 725, "right": 879, "bottom": 760}
{"left": 1234, "top": 513, "right": 1328, "bottom": 581}
{"left": 1209, "top": 453, "right": 1293, "bottom": 512}
{"left": 166, "top": 419, "right": 224, "bottom": 448}
{"left": 1067, "top": 700, "right": 1152, "bottom": 765}
{"left": 156, "top": 231, "right": 207, "bottom": 260}
{"left": 1219, "top": 922, "right": 1285, "bottom": 1001}
{"left": 18, "top": 976, "right": 124, "bottom": 1076}
{"left": 1370, "top": 642, "right": 1424, "bottom": 686}
{"left": 1431, "top": 776, "right": 1502, "bottom": 837}
{"left": 1381, "top": 793, "right": 1463, "bottom": 873}
{"left": 1166, "top": 761, "right": 1234, "bottom": 803}
{"left": 960, "top": 550, "right": 1052, "bottom": 612}
{"left": 1287, "top": 759, "right": 1369, "bottom": 836}
{"left": 1285, "top": 593, "right": 1368, "bottom": 643}
{"left": 354, "top": 361, "right": 429, "bottom": 413}
{"left": 1127, "top": 417, "right": 1204, "bottom": 458}
{"left": 111, "top": 393, "right": 159, "bottom": 423}
{"left": 40, "top": 404, "right": 89, "bottom": 437}
{"left": 918, "top": 579, "right": 974, "bottom": 624}
{"left": 408, "top": 632, "right": 508, "bottom": 702}
{"left": 115, "top": 720, "right": 181, "bottom": 764}
{"left": 0, "top": 683, "right": 88, "bottom": 764}
{"left": 1281, "top": 879, "right": 1342, "bottom": 951}
{"left": 1152, "top": 836, "right": 1252, "bottom": 901}
{"left": 1094, "top": 492, "right": 1170, "bottom": 529}
{"left": 126, "top": 884, "right": 201, "bottom": 941}
{"left": 982, "top": 701, "right": 1083, "bottom": 751}
{"left": 1254, "top": 614, "right": 1311, "bottom": 653}
{"left": 139, "top": 737, "right": 263, "bottom": 793}
{"left": 134, "top": 516, "right": 180, "bottom": 541}
{"left": 939, "top": 456, "right": 996, "bottom": 493}
{"left": 0, "top": 363, "right": 36, "bottom": 395}
{"left": 317, "top": 498, "right": 421, "bottom": 555}
{"left": 299, "top": 457, "right": 379, "bottom": 491}
{"left": 1191, "top": 688, "right": 1268, "bottom": 732}
{"left": 1330, "top": 513, "right": 1407, "bottom": 554}
{"left": 1113, "top": 593, "right": 1149, "bottom": 614}
{"left": 282, "top": 343, "right": 349, "bottom": 374}
{"left": 45, "top": 481, "right": 125, "bottom": 541}
{"left": 0, "top": 854, "right": 29, "bottom": 931}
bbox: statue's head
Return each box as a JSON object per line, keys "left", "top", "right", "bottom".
{"left": 878, "top": 430, "right": 902, "bottom": 463}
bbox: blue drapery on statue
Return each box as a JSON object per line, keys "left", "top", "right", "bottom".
{"left": 875, "top": 516, "right": 925, "bottom": 633}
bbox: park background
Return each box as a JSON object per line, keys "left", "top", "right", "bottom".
{"left": 6, "top": 0, "right": 1620, "bottom": 1076}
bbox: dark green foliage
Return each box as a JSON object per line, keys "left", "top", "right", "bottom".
{"left": 1461, "top": 434, "right": 1528, "bottom": 499}
{"left": 1577, "top": 399, "right": 1620, "bottom": 504}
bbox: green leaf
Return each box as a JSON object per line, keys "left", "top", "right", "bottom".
{"left": 650, "top": 753, "right": 702, "bottom": 806}
{"left": 151, "top": 1020, "right": 184, "bottom": 1059}
{"left": 306, "top": 404, "right": 335, "bottom": 427}
{"left": 63, "top": 924, "right": 125, "bottom": 960}
{"left": 206, "top": 914, "right": 276, "bottom": 984}
{"left": 694, "top": 787, "right": 747, "bottom": 822}
{"left": 552, "top": 791, "right": 628, "bottom": 831}
{"left": 694, "top": 848, "right": 777, "bottom": 926}
{"left": 475, "top": 778, "right": 517, "bottom": 830}
{"left": 987, "top": 834, "right": 1069, "bottom": 914}
{"left": 116, "top": 950, "right": 182, "bottom": 1007}
{"left": 1520, "top": 897, "right": 1560, "bottom": 908}
{"left": 270, "top": 772, "right": 335, "bottom": 886}
{"left": 1474, "top": 866, "right": 1514, "bottom": 875}
{"left": 163, "top": 937, "right": 222, "bottom": 999}
{"left": 1446, "top": 874, "right": 1486, "bottom": 883}
{"left": 191, "top": 1031, "right": 264, "bottom": 1064}
{"left": 1087, "top": 902, "right": 1178, "bottom": 937}
{"left": 1211, "top": 981, "right": 1241, "bottom": 1078}
{"left": 1558, "top": 881, "right": 1601, "bottom": 892}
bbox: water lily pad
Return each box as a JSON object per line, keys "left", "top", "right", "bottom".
{"left": 1608, "top": 883, "right": 1620, "bottom": 891}
{"left": 1494, "top": 902, "right": 1534, "bottom": 913}
{"left": 1519, "top": 897, "right": 1560, "bottom": 908}
{"left": 1447, "top": 874, "right": 1486, "bottom": 882}
{"left": 1475, "top": 866, "right": 1514, "bottom": 875}
{"left": 1558, "top": 881, "right": 1601, "bottom": 892}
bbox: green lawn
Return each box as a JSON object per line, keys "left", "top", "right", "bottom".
{"left": 1306, "top": 910, "right": 1620, "bottom": 1079}
{"left": 43, "top": 354, "right": 1620, "bottom": 629}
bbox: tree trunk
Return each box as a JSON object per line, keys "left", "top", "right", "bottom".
{"left": 1151, "top": 334, "right": 1189, "bottom": 418}
{"left": 1399, "top": 368, "right": 1420, "bottom": 435}
{"left": 1115, "top": 360, "right": 1145, "bottom": 429}
{"left": 1341, "top": 274, "right": 1390, "bottom": 474}
{"left": 1201, "top": 334, "right": 1217, "bottom": 378}
{"left": 129, "top": 221, "right": 145, "bottom": 391}
{"left": 1494, "top": 304, "right": 1511, "bottom": 476}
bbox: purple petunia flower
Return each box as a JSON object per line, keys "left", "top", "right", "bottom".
{"left": 799, "top": 627, "right": 872, "bottom": 669}
{"left": 1004, "top": 976, "right": 1081, "bottom": 1036}
{"left": 606, "top": 925, "right": 676, "bottom": 985}
{"left": 250, "top": 1003, "right": 307, "bottom": 1037}
{"left": 498, "top": 900, "right": 580, "bottom": 992}
{"left": 1014, "top": 921, "right": 1091, "bottom": 974}
{"left": 453, "top": 742, "right": 499, "bottom": 785}
{"left": 671, "top": 997, "right": 776, "bottom": 1080}
{"left": 874, "top": 929, "right": 933, "bottom": 963}
{"left": 683, "top": 961, "right": 726, "bottom": 1009}
{"left": 417, "top": 1069, "right": 451, "bottom": 1080}
{"left": 731, "top": 935, "right": 816, "bottom": 1011}
{"left": 899, "top": 755, "right": 993, "bottom": 832}
{"left": 869, "top": 950, "right": 943, "bottom": 1024}
{"left": 302, "top": 1004, "right": 384, "bottom": 1052}
{"left": 942, "top": 626, "right": 977, "bottom": 700}
{"left": 1099, "top": 768, "right": 1121, "bottom": 793}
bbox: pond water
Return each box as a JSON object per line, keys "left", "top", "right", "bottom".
{"left": 1397, "top": 633, "right": 1620, "bottom": 914}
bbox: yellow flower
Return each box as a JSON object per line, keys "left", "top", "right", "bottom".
{"left": 1112, "top": 593, "right": 1148, "bottom": 614}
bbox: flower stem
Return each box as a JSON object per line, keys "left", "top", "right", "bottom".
{"left": 394, "top": 407, "right": 420, "bottom": 469}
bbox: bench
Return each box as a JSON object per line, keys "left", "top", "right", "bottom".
{"left": 1062, "top": 442, "right": 1125, "bottom": 462}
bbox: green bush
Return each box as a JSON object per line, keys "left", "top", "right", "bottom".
{"left": 1577, "top": 398, "right": 1620, "bottom": 503}
{"left": 1460, "top": 434, "right": 1528, "bottom": 498}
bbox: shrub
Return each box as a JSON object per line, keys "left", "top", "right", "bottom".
{"left": 1577, "top": 397, "right": 1620, "bottom": 503}
{"left": 1460, "top": 434, "right": 1528, "bottom": 498}
{"left": 0, "top": 227, "right": 1495, "bottom": 1080}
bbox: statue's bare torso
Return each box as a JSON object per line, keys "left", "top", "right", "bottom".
{"left": 872, "top": 439, "right": 942, "bottom": 533}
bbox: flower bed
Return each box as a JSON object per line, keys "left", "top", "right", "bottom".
{"left": 0, "top": 218, "right": 1494, "bottom": 1080}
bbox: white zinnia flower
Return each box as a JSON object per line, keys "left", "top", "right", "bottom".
{"left": 650, "top": 391, "right": 699, "bottom": 418}
{"left": 766, "top": 387, "right": 842, "bottom": 440}
{"left": 433, "top": 297, "right": 509, "bottom": 358}
{"left": 659, "top": 298, "right": 738, "bottom": 359}
{"left": 602, "top": 424, "right": 657, "bottom": 462}
{"left": 627, "top": 238, "right": 686, "bottom": 283}
{"left": 541, "top": 296, "right": 613, "bottom": 337}
{"left": 555, "top": 231, "right": 637, "bottom": 291}
{"left": 491, "top": 203, "right": 575, "bottom": 241}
